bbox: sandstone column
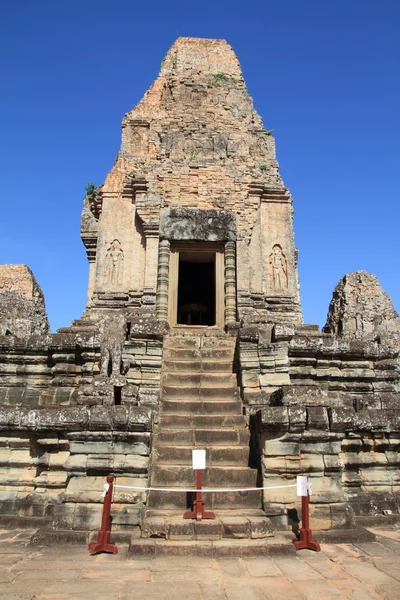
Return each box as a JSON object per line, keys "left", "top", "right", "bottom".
{"left": 156, "top": 239, "right": 170, "bottom": 322}
{"left": 85, "top": 241, "right": 97, "bottom": 304}
{"left": 224, "top": 241, "right": 237, "bottom": 325}
{"left": 143, "top": 224, "right": 159, "bottom": 305}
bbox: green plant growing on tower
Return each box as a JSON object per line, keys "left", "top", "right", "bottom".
{"left": 266, "top": 130, "right": 273, "bottom": 136}
{"left": 213, "top": 73, "right": 229, "bottom": 82}
{"left": 85, "top": 182, "right": 96, "bottom": 194}
{"left": 210, "top": 73, "right": 241, "bottom": 87}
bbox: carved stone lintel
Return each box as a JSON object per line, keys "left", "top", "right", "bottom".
{"left": 160, "top": 207, "right": 236, "bottom": 242}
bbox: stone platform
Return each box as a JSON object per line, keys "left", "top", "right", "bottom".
{"left": 128, "top": 536, "right": 295, "bottom": 558}
{"left": 1, "top": 525, "right": 400, "bottom": 599}
{"left": 142, "top": 509, "right": 274, "bottom": 541}
{"left": 27, "top": 521, "right": 377, "bottom": 557}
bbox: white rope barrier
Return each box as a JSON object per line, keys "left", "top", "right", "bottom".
{"left": 112, "top": 483, "right": 297, "bottom": 493}
{"left": 101, "top": 483, "right": 110, "bottom": 498}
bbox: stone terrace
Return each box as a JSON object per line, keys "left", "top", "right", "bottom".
{"left": 0, "top": 525, "right": 400, "bottom": 599}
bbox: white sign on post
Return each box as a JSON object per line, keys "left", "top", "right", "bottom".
{"left": 297, "top": 476, "right": 308, "bottom": 497}
{"left": 192, "top": 449, "right": 206, "bottom": 470}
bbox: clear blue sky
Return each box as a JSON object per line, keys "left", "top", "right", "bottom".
{"left": 1, "top": 1, "right": 399, "bottom": 332}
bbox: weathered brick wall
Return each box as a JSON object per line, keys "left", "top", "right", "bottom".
{"left": 250, "top": 272, "right": 400, "bottom": 528}
{"left": 0, "top": 406, "right": 152, "bottom": 530}
{"left": 0, "top": 324, "right": 162, "bottom": 530}
{"left": 82, "top": 38, "right": 302, "bottom": 324}
{"left": 259, "top": 405, "right": 400, "bottom": 529}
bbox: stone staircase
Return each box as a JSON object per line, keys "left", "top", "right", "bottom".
{"left": 142, "top": 329, "right": 270, "bottom": 541}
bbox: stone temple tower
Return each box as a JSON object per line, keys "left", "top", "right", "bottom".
{"left": 0, "top": 37, "right": 398, "bottom": 540}
{"left": 81, "top": 37, "right": 302, "bottom": 329}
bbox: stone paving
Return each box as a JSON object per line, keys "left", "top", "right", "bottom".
{"left": 0, "top": 526, "right": 400, "bottom": 600}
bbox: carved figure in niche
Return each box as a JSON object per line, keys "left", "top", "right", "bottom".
{"left": 270, "top": 244, "right": 288, "bottom": 289}
{"left": 104, "top": 239, "right": 124, "bottom": 286}
{"left": 99, "top": 313, "right": 127, "bottom": 377}
{"left": 355, "top": 313, "right": 364, "bottom": 334}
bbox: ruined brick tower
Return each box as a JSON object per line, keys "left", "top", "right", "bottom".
{"left": 0, "top": 38, "right": 399, "bottom": 541}
{"left": 82, "top": 37, "right": 302, "bottom": 327}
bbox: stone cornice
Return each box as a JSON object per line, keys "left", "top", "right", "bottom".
{"left": 81, "top": 234, "right": 97, "bottom": 262}
{"left": 87, "top": 186, "right": 103, "bottom": 219}
{"left": 248, "top": 184, "right": 291, "bottom": 203}
{"left": 121, "top": 172, "right": 148, "bottom": 200}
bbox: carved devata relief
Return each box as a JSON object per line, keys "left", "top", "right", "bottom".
{"left": 99, "top": 313, "right": 127, "bottom": 377}
{"left": 104, "top": 239, "right": 124, "bottom": 286}
{"left": 269, "top": 244, "right": 288, "bottom": 290}
{"left": 353, "top": 287, "right": 369, "bottom": 337}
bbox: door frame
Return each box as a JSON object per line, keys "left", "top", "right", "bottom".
{"left": 168, "top": 242, "right": 225, "bottom": 328}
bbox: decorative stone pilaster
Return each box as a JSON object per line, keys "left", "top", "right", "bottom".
{"left": 224, "top": 241, "right": 237, "bottom": 325}
{"left": 143, "top": 223, "right": 159, "bottom": 305}
{"left": 81, "top": 236, "right": 97, "bottom": 305}
{"left": 156, "top": 239, "right": 170, "bottom": 323}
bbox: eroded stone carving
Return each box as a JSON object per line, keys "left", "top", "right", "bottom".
{"left": 104, "top": 239, "right": 124, "bottom": 286}
{"left": 159, "top": 207, "right": 236, "bottom": 242}
{"left": 99, "top": 312, "right": 127, "bottom": 377}
{"left": 269, "top": 245, "right": 288, "bottom": 290}
{"left": 323, "top": 270, "right": 400, "bottom": 350}
{"left": 87, "top": 185, "right": 103, "bottom": 219}
{"left": 0, "top": 264, "right": 49, "bottom": 337}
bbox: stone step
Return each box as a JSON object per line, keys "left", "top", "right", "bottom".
{"left": 145, "top": 507, "right": 265, "bottom": 519}
{"left": 162, "top": 372, "right": 237, "bottom": 387}
{"left": 164, "top": 335, "right": 235, "bottom": 350}
{"left": 141, "top": 510, "right": 273, "bottom": 540}
{"left": 158, "top": 414, "right": 247, "bottom": 429}
{"left": 129, "top": 536, "right": 295, "bottom": 557}
{"left": 295, "top": 324, "right": 320, "bottom": 333}
{"left": 147, "top": 489, "right": 262, "bottom": 510}
{"left": 155, "top": 428, "right": 249, "bottom": 446}
{"left": 161, "top": 399, "right": 243, "bottom": 415}
{"left": 162, "top": 385, "right": 239, "bottom": 400}
{"left": 201, "top": 337, "right": 236, "bottom": 349}
{"left": 201, "top": 347, "right": 235, "bottom": 360}
{"left": 151, "top": 465, "right": 257, "bottom": 487}
{"left": 164, "top": 347, "right": 233, "bottom": 361}
{"left": 154, "top": 445, "right": 250, "bottom": 466}
{"left": 163, "top": 336, "right": 201, "bottom": 348}
{"left": 163, "top": 359, "right": 234, "bottom": 372}
{"left": 196, "top": 429, "right": 249, "bottom": 445}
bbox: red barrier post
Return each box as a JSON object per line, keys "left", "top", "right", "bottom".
{"left": 293, "top": 477, "right": 321, "bottom": 552}
{"left": 183, "top": 469, "right": 215, "bottom": 522}
{"left": 88, "top": 474, "right": 118, "bottom": 555}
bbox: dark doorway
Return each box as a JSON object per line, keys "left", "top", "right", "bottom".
{"left": 177, "top": 253, "right": 215, "bottom": 326}
{"left": 114, "top": 386, "right": 122, "bottom": 405}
